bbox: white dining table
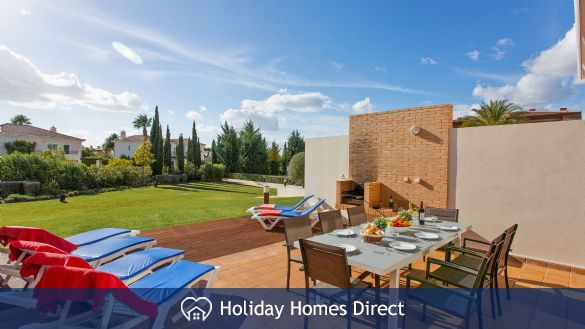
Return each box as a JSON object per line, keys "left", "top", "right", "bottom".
{"left": 295, "top": 220, "right": 472, "bottom": 328}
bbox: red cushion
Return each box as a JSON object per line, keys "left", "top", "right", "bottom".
{"left": 258, "top": 209, "right": 283, "bottom": 216}
{"left": 34, "top": 266, "right": 157, "bottom": 317}
{"left": 256, "top": 204, "right": 276, "bottom": 210}
{"left": 0, "top": 226, "right": 77, "bottom": 252}
{"left": 9, "top": 240, "right": 67, "bottom": 262}
{"left": 20, "top": 252, "right": 91, "bottom": 279}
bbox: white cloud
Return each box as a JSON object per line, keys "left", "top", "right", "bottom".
{"left": 240, "top": 92, "right": 333, "bottom": 113}
{"left": 352, "top": 97, "right": 374, "bottom": 113}
{"left": 168, "top": 109, "right": 175, "bottom": 115}
{"left": 496, "top": 38, "right": 514, "bottom": 47}
{"left": 490, "top": 38, "right": 514, "bottom": 60}
{"left": 196, "top": 123, "right": 220, "bottom": 134}
{"left": 420, "top": 57, "right": 438, "bottom": 65}
{"left": 199, "top": 105, "right": 208, "bottom": 112}
{"left": 111, "top": 42, "right": 143, "bottom": 65}
{"left": 330, "top": 61, "right": 345, "bottom": 72}
{"left": 219, "top": 91, "right": 335, "bottom": 131}
{"left": 68, "top": 5, "right": 428, "bottom": 95}
{"left": 453, "top": 104, "right": 481, "bottom": 119}
{"left": 220, "top": 107, "right": 279, "bottom": 131}
{"left": 185, "top": 110, "right": 203, "bottom": 120}
{"left": 374, "top": 65, "right": 387, "bottom": 73}
{"left": 466, "top": 50, "right": 480, "bottom": 61}
{"left": 473, "top": 26, "right": 578, "bottom": 107}
{"left": 0, "top": 45, "right": 147, "bottom": 112}
{"left": 20, "top": 9, "right": 31, "bottom": 16}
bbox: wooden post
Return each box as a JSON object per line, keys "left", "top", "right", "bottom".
{"left": 263, "top": 185, "right": 270, "bottom": 204}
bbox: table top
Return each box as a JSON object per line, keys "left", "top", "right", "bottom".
{"left": 296, "top": 221, "right": 471, "bottom": 276}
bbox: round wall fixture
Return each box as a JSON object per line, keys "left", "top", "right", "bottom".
{"left": 410, "top": 125, "right": 421, "bottom": 135}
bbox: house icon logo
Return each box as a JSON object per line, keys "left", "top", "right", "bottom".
{"left": 181, "top": 297, "right": 213, "bottom": 322}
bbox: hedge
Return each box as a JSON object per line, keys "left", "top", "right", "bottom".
{"left": 199, "top": 164, "right": 225, "bottom": 182}
{"left": 225, "top": 172, "right": 301, "bottom": 186}
{"left": 0, "top": 152, "right": 151, "bottom": 195}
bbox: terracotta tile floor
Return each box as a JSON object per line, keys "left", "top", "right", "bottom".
{"left": 206, "top": 241, "right": 584, "bottom": 289}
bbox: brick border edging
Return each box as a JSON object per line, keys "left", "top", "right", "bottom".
{"left": 510, "top": 254, "right": 585, "bottom": 275}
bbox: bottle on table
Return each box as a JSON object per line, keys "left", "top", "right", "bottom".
{"left": 418, "top": 201, "right": 425, "bottom": 225}
{"left": 389, "top": 194, "right": 394, "bottom": 210}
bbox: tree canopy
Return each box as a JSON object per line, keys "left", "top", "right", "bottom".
{"left": 461, "top": 100, "right": 525, "bottom": 127}
{"left": 10, "top": 114, "right": 31, "bottom": 125}
{"left": 239, "top": 121, "right": 268, "bottom": 174}
{"left": 132, "top": 114, "right": 152, "bottom": 138}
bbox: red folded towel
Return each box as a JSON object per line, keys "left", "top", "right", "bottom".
{"left": 0, "top": 226, "right": 77, "bottom": 252}
{"left": 34, "top": 265, "right": 157, "bottom": 317}
{"left": 9, "top": 240, "right": 68, "bottom": 262}
{"left": 256, "top": 204, "right": 276, "bottom": 210}
{"left": 20, "top": 252, "right": 91, "bottom": 279}
{"left": 258, "top": 209, "right": 283, "bottom": 216}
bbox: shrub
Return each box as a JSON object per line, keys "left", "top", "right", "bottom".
{"left": 4, "top": 140, "right": 37, "bottom": 154}
{"left": 288, "top": 152, "right": 305, "bottom": 186}
{"left": 224, "top": 172, "right": 297, "bottom": 185}
{"left": 199, "top": 164, "right": 225, "bottom": 182}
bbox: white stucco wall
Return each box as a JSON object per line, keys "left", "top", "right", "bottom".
{"left": 0, "top": 136, "right": 83, "bottom": 161}
{"left": 305, "top": 135, "right": 349, "bottom": 205}
{"left": 448, "top": 120, "right": 585, "bottom": 268}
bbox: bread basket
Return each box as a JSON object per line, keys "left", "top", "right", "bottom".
{"left": 360, "top": 232, "right": 384, "bottom": 243}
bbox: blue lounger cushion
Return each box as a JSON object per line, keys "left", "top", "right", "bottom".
{"left": 97, "top": 247, "right": 184, "bottom": 281}
{"left": 129, "top": 260, "right": 215, "bottom": 305}
{"left": 272, "top": 194, "right": 314, "bottom": 211}
{"left": 72, "top": 236, "right": 154, "bottom": 262}
{"left": 66, "top": 228, "right": 132, "bottom": 247}
{"left": 279, "top": 199, "right": 325, "bottom": 217}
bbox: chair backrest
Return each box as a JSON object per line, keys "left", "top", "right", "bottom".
{"left": 318, "top": 210, "right": 344, "bottom": 234}
{"left": 283, "top": 215, "right": 313, "bottom": 247}
{"left": 425, "top": 207, "right": 459, "bottom": 222}
{"left": 500, "top": 224, "right": 518, "bottom": 267}
{"left": 299, "top": 199, "right": 326, "bottom": 216}
{"left": 472, "top": 232, "right": 506, "bottom": 288}
{"left": 347, "top": 205, "right": 367, "bottom": 226}
{"left": 299, "top": 238, "right": 351, "bottom": 288}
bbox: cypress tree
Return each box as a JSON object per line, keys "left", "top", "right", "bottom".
{"left": 211, "top": 140, "right": 217, "bottom": 164}
{"left": 177, "top": 134, "right": 185, "bottom": 173}
{"left": 196, "top": 137, "right": 202, "bottom": 167}
{"left": 163, "top": 125, "right": 172, "bottom": 172}
{"left": 149, "top": 106, "right": 161, "bottom": 175}
{"left": 155, "top": 123, "right": 164, "bottom": 175}
{"left": 281, "top": 142, "right": 288, "bottom": 175}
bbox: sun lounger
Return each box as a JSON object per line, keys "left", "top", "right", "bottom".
{"left": 252, "top": 199, "right": 326, "bottom": 230}
{"left": 246, "top": 194, "right": 315, "bottom": 215}
{"left": 23, "top": 260, "right": 218, "bottom": 329}
{"left": 0, "top": 226, "right": 138, "bottom": 252}
{"left": 0, "top": 248, "right": 185, "bottom": 309}
{"left": 0, "top": 236, "right": 156, "bottom": 286}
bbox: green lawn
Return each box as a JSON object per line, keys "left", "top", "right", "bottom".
{"left": 0, "top": 182, "right": 301, "bottom": 237}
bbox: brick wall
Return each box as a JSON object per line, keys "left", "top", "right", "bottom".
{"left": 349, "top": 104, "right": 452, "bottom": 209}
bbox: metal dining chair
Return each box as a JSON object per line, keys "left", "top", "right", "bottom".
{"left": 299, "top": 238, "right": 371, "bottom": 328}
{"left": 318, "top": 209, "right": 344, "bottom": 234}
{"left": 425, "top": 207, "right": 459, "bottom": 222}
{"left": 283, "top": 215, "right": 313, "bottom": 290}
{"left": 405, "top": 239, "right": 500, "bottom": 329}
{"left": 347, "top": 205, "right": 367, "bottom": 226}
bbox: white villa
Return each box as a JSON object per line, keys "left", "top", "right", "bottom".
{"left": 113, "top": 130, "right": 206, "bottom": 166}
{"left": 0, "top": 124, "right": 85, "bottom": 162}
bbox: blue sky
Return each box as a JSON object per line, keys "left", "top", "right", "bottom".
{"left": 0, "top": 0, "right": 581, "bottom": 147}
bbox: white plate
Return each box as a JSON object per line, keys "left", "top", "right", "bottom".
{"left": 389, "top": 241, "right": 417, "bottom": 251}
{"left": 439, "top": 225, "right": 459, "bottom": 231}
{"left": 423, "top": 216, "right": 439, "bottom": 223}
{"left": 414, "top": 232, "right": 440, "bottom": 240}
{"left": 335, "top": 229, "right": 355, "bottom": 237}
{"left": 336, "top": 244, "right": 357, "bottom": 253}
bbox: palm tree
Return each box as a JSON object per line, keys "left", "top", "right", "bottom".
{"left": 132, "top": 114, "right": 152, "bottom": 138}
{"left": 103, "top": 133, "right": 119, "bottom": 150}
{"left": 10, "top": 114, "right": 31, "bottom": 125}
{"left": 461, "top": 100, "right": 525, "bottom": 127}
